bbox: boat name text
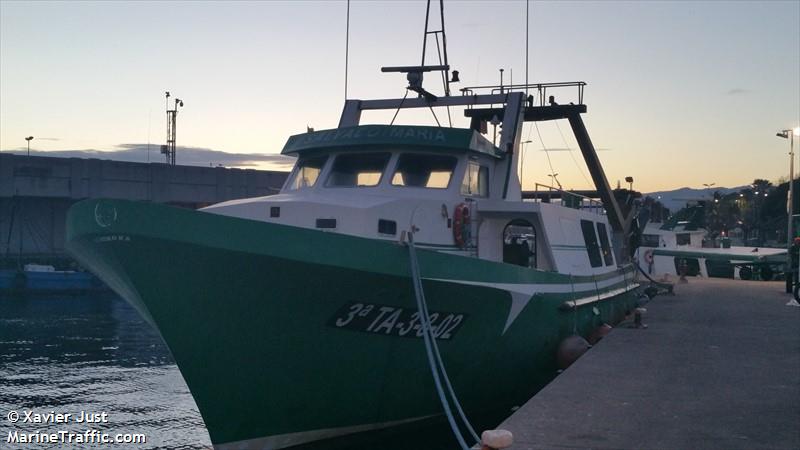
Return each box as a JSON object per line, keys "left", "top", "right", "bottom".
{"left": 299, "top": 127, "right": 448, "bottom": 145}
{"left": 329, "top": 302, "right": 466, "bottom": 340}
{"left": 93, "top": 235, "right": 131, "bottom": 243}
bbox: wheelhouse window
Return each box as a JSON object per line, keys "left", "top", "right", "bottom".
{"left": 326, "top": 153, "right": 391, "bottom": 187}
{"left": 641, "top": 234, "right": 660, "bottom": 248}
{"left": 580, "top": 219, "right": 603, "bottom": 268}
{"left": 676, "top": 233, "right": 691, "bottom": 246}
{"left": 596, "top": 222, "right": 614, "bottom": 266}
{"left": 391, "top": 154, "right": 457, "bottom": 189}
{"left": 503, "top": 219, "right": 537, "bottom": 268}
{"left": 461, "top": 160, "right": 489, "bottom": 197}
{"left": 285, "top": 155, "right": 327, "bottom": 190}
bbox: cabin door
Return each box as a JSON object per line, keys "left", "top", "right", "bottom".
{"left": 503, "top": 219, "right": 537, "bottom": 268}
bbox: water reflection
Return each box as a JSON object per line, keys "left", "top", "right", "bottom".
{"left": 0, "top": 294, "right": 212, "bottom": 449}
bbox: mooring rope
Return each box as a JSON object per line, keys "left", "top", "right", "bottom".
{"left": 406, "top": 231, "right": 479, "bottom": 449}
{"left": 632, "top": 260, "right": 675, "bottom": 294}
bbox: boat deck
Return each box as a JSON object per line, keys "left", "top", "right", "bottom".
{"left": 498, "top": 277, "right": 800, "bottom": 450}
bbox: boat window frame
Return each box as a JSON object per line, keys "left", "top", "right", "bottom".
{"left": 324, "top": 151, "right": 393, "bottom": 188}
{"left": 580, "top": 219, "right": 604, "bottom": 268}
{"left": 595, "top": 222, "right": 615, "bottom": 266}
{"left": 389, "top": 153, "right": 459, "bottom": 190}
{"left": 460, "top": 158, "right": 490, "bottom": 197}
{"left": 641, "top": 234, "right": 661, "bottom": 248}
{"left": 284, "top": 155, "right": 330, "bottom": 191}
{"left": 502, "top": 219, "right": 537, "bottom": 268}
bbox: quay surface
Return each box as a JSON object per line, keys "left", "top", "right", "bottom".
{"left": 499, "top": 277, "right": 800, "bottom": 450}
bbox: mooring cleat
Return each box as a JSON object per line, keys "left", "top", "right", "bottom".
{"left": 628, "top": 307, "right": 648, "bottom": 329}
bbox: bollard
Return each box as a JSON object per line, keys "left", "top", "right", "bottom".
{"left": 678, "top": 259, "right": 689, "bottom": 284}
{"left": 633, "top": 307, "right": 648, "bottom": 329}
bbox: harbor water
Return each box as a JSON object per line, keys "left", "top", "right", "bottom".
{"left": 0, "top": 293, "right": 212, "bottom": 449}
{"left": 0, "top": 294, "right": 490, "bottom": 450}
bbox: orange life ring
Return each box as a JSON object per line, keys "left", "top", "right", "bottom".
{"left": 644, "top": 249, "right": 654, "bottom": 264}
{"left": 453, "top": 203, "right": 471, "bottom": 248}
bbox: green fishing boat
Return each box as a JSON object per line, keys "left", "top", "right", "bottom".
{"left": 66, "top": 15, "right": 646, "bottom": 449}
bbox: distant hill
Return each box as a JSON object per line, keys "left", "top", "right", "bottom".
{"left": 645, "top": 186, "right": 747, "bottom": 212}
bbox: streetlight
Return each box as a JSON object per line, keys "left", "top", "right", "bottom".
{"left": 702, "top": 182, "right": 715, "bottom": 200}
{"left": 547, "top": 173, "right": 562, "bottom": 190}
{"left": 777, "top": 126, "right": 800, "bottom": 292}
{"left": 25, "top": 136, "right": 34, "bottom": 156}
{"left": 625, "top": 176, "right": 634, "bottom": 192}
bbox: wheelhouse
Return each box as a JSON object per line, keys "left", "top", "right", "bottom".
{"left": 280, "top": 125, "right": 499, "bottom": 199}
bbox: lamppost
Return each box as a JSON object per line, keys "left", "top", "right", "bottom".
{"left": 25, "top": 136, "right": 33, "bottom": 156}
{"left": 547, "top": 173, "right": 562, "bottom": 190}
{"left": 777, "top": 126, "right": 800, "bottom": 292}
{"left": 702, "top": 182, "right": 715, "bottom": 200}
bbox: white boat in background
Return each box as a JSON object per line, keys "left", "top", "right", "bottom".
{"left": 636, "top": 222, "right": 787, "bottom": 281}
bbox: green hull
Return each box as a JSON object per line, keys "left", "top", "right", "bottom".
{"left": 65, "top": 199, "right": 640, "bottom": 449}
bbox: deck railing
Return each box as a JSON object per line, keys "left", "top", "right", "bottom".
{"left": 527, "top": 183, "right": 606, "bottom": 214}
{"left": 459, "top": 81, "right": 586, "bottom": 107}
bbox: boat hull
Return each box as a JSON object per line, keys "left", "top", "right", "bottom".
{"left": 66, "top": 199, "right": 640, "bottom": 449}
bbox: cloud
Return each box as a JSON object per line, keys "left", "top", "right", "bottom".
{"left": 726, "top": 88, "right": 750, "bottom": 95}
{"left": 2, "top": 143, "right": 295, "bottom": 170}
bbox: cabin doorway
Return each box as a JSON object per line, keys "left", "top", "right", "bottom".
{"left": 503, "top": 219, "right": 537, "bottom": 268}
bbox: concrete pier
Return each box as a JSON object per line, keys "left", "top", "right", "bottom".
{"left": 1, "top": 153, "right": 288, "bottom": 258}
{"left": 499, "top": 278, "right": 800, "bottom": 450}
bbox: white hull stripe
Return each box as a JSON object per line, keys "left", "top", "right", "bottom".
{"left": 213, "top": 414, "right": 436, "bottom": 450}
{"left": 567, "top": 284, "right": 639, "bottom": 308}
{"left": 427, "top": 274, "right": 638, "bottom": 333}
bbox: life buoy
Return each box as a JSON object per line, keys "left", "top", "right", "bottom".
{"left": 644, "top": 249, "right": 654, "bottom": 264}
{"left": 453, "top": 203, "right": 471, "bottom": 248}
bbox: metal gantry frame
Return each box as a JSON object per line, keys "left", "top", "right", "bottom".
{"left": 420, "top": 0, "right": 453, "bottom": 98}
{"left": 338, "top": 83, "right": 626, "bottom": 236}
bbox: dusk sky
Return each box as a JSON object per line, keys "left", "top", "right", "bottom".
{"left": 1, "top": 0, "right": 798, "bottom": 193}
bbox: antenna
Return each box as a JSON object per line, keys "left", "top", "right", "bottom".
{"left": 344, "top": 0, "right": 350, "bottom": 101}
{"left": 525, "top": 0, "right": 530, "bottom": 96}
{"left": 147, "top": 109, "right": 151, "bottom": 163}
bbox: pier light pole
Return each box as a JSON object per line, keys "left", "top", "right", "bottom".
{"left": 702, "top": 182, "right": 715, "bottom": 200}
{"left": 163, "top": 91, "right": 184, "bottom": 166}
{"left": 777, "top": 126, "right": 800, "bottom": 292}
{"left": 25, "top": 136, "right": 33, "bottom": 156}
{"left": 547, "top": 173, "right": 561, "bottom": 190}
